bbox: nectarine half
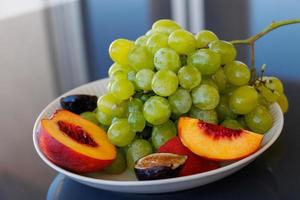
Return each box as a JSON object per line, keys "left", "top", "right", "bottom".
{"left": 38, "top": 110, "right": 116, "bottom": 173}
{"left": 178, "top": 117, "right": 263, "bottom": 161}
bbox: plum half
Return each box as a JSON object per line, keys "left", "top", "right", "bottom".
{"left": 60, "top": 94, "right": 97, "bottom": 114}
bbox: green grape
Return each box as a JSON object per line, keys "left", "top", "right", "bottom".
{"left": 127, "top": 70, "right": 139, "bottom": 90}
{"left": 107, "top": 119, "right": 136, "bottom": 147}
{"left": 277, "top": 93, "right": 289, "bottom": 113}
{"left": 97, "top": 93, "right": 122, "bottom": 116}
{"left": 263, "top": 76, "right": 284, "bottom": 94}
{"left": 245, "top": 105, "right": 273, "bottom": 133}
{"left": 143, "top": 96, "right": 171, "bottom": 125}
{"left": 107, "top": 80, "right": 112, "bottom": 91}
{"left": 135, "top": 35, "right": 148, "bottom": 46}
{"left": 201, "top": 76, "right": 219, "bottom": 90}
{"left": 221, "top": 119, "right": 243, "bottom": 130}
{"left": 135, "top": 69, "right": 155, "bottom": 91}
{"left": 151, "top": 19, "right": 181, "bottom": 35}
{"left": 229, "top": 86, "right": 258, "bottom": 114}
{"left": 80, "top": 112, "right": 99, "bottom": 125}
{"left": 128, "top": 111, "right": 146, "bottom": 132}
{"left": 118, "top": 100, "right": 129, "bottom": 117}
{"left": 168, "top": 29, "right": 196, "bottom": 54}
{"left": 109, "top": 39, "right": 134, "bottom": 65}
{"left": 188, "top": 49, "right": 221, "bottom": 75}
{"left": 120, "top": 65, "right": 134, "bottom": 74}
{"left": 151, "top": 120, "right": 177, "bottom": 149}
{"left": 126, "top": 139, "right": 153, "bottom": 169}
{"left": 105, "top": 149, "right": 127, "bottom": 174}
{"left": 127, "top": 70, "right": 136, "bottom": 81}
{"left": 209, "top": 40, "right": 237, "bottom": 64}
{"left": 108, "top": 63, "right": 133, "bottom": 76}
{"left": 151, "top": 69, "right": 178, "bottom": 96}
{"left": 191, "top": 84, "right": 220, "bottom": 110}
{"left": 146, "top": 33, "right": 168, "bottom": 54}
{"left": 211, "top": 68, "right": 227, "bottom": 92}
{"left": 221, "top": 84, "right": 238, "bottom": 96}
{"left": 110, "top": 70, "right": 128, "bottom": 82}
{"left": 258, "top": 93, "right": 271, "bottom": 108}
{"left": 168, "top": 88, "right": 192, "bottom": 115}
{"left": 145, "top": 29, "right": 154, "bottom": 36}
{"left": 111, "top": 117, "right": 122, "bottom": 124}
{"left": 95, "top": 110, "right": 113, "bottom": 126}
{"left": 154, "top": 48, "right": 181, "bottom": 72}
{"left": 224, "top": 61, "right": 250, "bottom": 86}
{"left": 256, "top": 84, "right": 280, "bottom": 103}
{"left": 128, "top": 46, "right": 154, "bottom": 71}
{"left": 111, "top": 79, "right": 135, "bottom": 100}
{"left": 128, "top": 98, "right": 143, "bottom": 113}
{"left": 178, "top": 65, "right": 201, "bottom": 90}
{"left": 216, "top": 95, "right": 237, "bottom": 121}
{"left": 189, "top": 106, "right": 218, "bottom": 124}
{"left": 195, "top": 30, "right": 219, "bottom": 48}
{"left": 108, "top": 63, "right": 122, "bottom": 77}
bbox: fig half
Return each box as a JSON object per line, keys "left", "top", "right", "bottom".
{"left": 134, "top": 153, "right": 187, "bottom": 180}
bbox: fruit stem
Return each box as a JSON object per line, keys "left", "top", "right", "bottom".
{"left": 230, "top": 19, "right": 300, "bottom": 45}
{"left": 230, "top": 19, "right": 300, "bottom": 84}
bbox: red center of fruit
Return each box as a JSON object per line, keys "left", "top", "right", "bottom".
{"left": 57, "top": 120, "right": 98, "bottom": 147}
{"left": 198, "top": 121, "right": 242, "bottom": 139}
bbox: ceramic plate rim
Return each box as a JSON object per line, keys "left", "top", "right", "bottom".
{"left": 32, "top": 79, "right": 284, "bottom": 186}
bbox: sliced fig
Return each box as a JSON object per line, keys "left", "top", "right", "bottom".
{"left": 134, "top": 153, "right": 187, "bottom": 180}
{"left": 60, "top": 94, "right": 97, "bottom": 114}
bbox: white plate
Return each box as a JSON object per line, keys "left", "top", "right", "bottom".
{"left": 33, "top": 78, "right": 284, "bottom": 193}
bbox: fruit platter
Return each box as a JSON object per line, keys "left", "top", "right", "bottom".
{"left": 33, "top": 19, "right": 297, "bottom": 193}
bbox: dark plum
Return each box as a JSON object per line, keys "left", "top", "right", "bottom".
{"left": 60, "top": 95, "right": 97, "bottom": 114}
{"left": 134, "top": 153, "right": 187, "bottom": 180}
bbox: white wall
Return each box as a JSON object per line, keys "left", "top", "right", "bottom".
{"left": 0, "top": 0, "right": 44, "bottom": 19}
{"left": 0, "top": 3, "right": 58, "bottom": 197}
{"left": 0, "top": 0, "right": 76, "bottom": 20}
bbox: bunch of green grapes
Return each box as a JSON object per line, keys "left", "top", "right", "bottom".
{"left": 84, "top": 19, "right": 289, "bottom": 173}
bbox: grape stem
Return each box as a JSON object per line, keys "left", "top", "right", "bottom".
{"left": 230, "top": 19, "right": 300, "bottom": 83}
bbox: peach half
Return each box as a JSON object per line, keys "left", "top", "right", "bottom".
{"left": 178, "top": 117, "right": 263, "bottom": 161}
{"left": 38, "top": 110, "right": 116, "bottom": 173}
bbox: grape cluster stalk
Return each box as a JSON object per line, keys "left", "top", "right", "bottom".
{"left": 230, "top": 19, "right": 300, "bottom": 84}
